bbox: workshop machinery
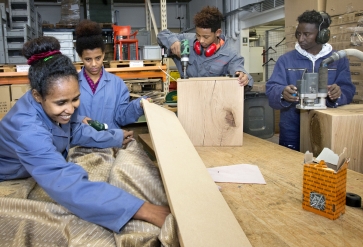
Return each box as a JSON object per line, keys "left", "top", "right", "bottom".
{"left": 296, "top": 48, "right": 363, "bottom": 110}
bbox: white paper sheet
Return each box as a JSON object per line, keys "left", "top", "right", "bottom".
{"left": 207, "top": 164, "right": 266, "bottom": 184}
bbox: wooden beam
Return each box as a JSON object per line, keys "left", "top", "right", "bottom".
{"left": 142, "top": 99, "right": 252, "bottom": 247}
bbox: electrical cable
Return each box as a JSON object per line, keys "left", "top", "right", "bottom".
{"left": 158, "top": 65, "right": 178, "bottom": 82}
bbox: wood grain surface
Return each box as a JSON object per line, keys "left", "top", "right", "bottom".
{"left": 300, "top": 104, "right": 363, "bottom": 173}
{"left": 139, "top": 132, "right": 363, "bottom": 247}
{"left": 177, "top": 77, "right": 244, "bottom": 146}
{"left": 142, "top": 100, "right": 252, "bottom": 247}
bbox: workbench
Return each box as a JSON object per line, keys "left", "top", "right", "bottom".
{"left": 138, "top": 133, "right": 363, "bottom": 247}
{"left": 0, "top": 65, "right": 167, "bottom": 85}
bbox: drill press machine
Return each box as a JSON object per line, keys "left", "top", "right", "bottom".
{"left": 296, "top": 48, "right": 363, "bottom": 110}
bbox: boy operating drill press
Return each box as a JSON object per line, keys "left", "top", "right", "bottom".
{"left": 157, "top": 6, "right": 252, "bottom": 88}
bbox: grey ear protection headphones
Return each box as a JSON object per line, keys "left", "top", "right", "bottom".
{"left": 295, "top": 11, "right": 331, "bottom": 44}
{"left": 315, "top": 12, "right": 331, "bottom": 44}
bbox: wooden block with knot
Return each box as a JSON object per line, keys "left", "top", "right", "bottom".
{"left": 177, "top": 77, "right": 244, "bottom": 146}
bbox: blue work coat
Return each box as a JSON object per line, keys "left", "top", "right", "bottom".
{"left": 157, "top": 29, "right": 254, "bottom": 86}
{"left": 0, "top": 91, "right": 144, "bottom": 232}
{"left": 265, "top": 49, "right": 356, "bottom": 150}
{"left": 78, "top": 68, "right": 144, "bottom": 129}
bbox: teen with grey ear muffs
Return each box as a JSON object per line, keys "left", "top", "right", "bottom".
{"left": 265, "top": 10, "right": 355, "bottom": 151}
{"left": 157, "top": 5, "right": 253, "bottom": 89}
{"left": 295, "top": 11, "right": 331, "bottom": 44}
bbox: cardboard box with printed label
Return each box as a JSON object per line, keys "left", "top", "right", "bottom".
{"left": 0, "top": 85, "right": 11, "bottom": 120}
{"left": 11, "top": 84, "right": 30, "bottom": 100}
{"left": 302, "top": 148, "right": 349, "bottom": 220}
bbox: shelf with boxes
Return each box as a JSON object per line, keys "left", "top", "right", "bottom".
{"left": 329, "top": 11, "right": 363, "bottom": 51}
{"left": 328, "top": 11, "right": 363, "bottom": 104}
{"left": 0, "top": 83, "right": 29, "bottom": 119}
{"left": 0, "top": 0, "right": 43, "bottom": 65}
{"left": 3, "top": 24, "right": 32, "bottom": 64}
{"left": 0, "top": 65, "right": 168, "bottom": 93}
{"left": 43, "top": 31, "right": 75, "bottom": 62}
{"left": 9, "top": 0, "right": 36, "bottom": 31}
{"left": 42, "top": 28, "right": 114, "bottom": 63}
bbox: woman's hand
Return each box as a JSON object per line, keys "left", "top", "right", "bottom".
{"left": 82, "top": 117, "right": 92, "bottom": 124}
{"left": 133, "top": 202, "right": 171, "bottom": 228}
{"left": 122, "top": 130, "right": 134, "bottom": 146}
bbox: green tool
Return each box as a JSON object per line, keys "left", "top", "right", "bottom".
{"left": 180, "top": 39, "right": 189, "bottom": 79}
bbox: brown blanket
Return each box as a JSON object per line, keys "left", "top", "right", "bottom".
{"left": 0, "top": 141, "right": 179, "bottom": 247}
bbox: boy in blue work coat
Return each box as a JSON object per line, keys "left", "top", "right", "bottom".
{"left": 0, "top": 36, "right": 170, "bottom": 232}
{"left": 265, "top": 10, "right": 355, "bottom": 151}
{"left": 157, "top": 6, "right": 253, "bottom": 89}
{"left": 75, "top": 19, "right": 150, "bottom": 129}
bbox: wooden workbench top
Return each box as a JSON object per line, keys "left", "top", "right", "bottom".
{"left": 138, "top": 133, "right": 363, "bottom": 247}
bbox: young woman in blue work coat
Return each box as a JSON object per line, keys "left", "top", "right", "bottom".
{"left": 75, "top": 20, "right": 147, "bottom": 128}
{"left": 0, "top": 36, "right": 170, "bottom": 232}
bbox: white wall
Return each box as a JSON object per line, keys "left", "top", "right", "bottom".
{"left": 114, "top": 3, "right": 187, "bottom": 30}
{"left": 188, "top": 0, "right": 223, "bottom": 30}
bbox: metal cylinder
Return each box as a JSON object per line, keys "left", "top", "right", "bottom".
{"left": 318, "top": 67, "right": 328, "bottom": 94}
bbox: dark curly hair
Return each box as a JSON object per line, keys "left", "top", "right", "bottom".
{"left": 297, "top": 10, "right": 331, "bottom": 30}
{"left": 75, "top": 19, "right": 105, "bottom": 56}
{"left": 22, "top": 36, "right": 78, "bottom": 98}
{"left": 193, "top": 6, "right": 224, "bottom": 32}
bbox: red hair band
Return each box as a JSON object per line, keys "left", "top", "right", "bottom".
{"left": 27, "top": 50, "right": 62, "bottom": 65}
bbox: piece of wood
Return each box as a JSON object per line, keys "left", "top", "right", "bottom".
{"left": 0, "top": 66, "right": 167, "bottom": 86}
{"left": 300, "top": 104, "right": 363, "bottom": 173}
{"left": 177, "top": 77, "right": 244, "bottom": 146}
{"left": 142, "top": 100, "right": 252, "bottom": 247}
{"left": 109, "top": 60, "right": 162, "bottom": 68}
{"left": 138, "top": 132, "right": 363, "bottom": 247}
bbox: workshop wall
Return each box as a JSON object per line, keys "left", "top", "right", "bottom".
{"left": 36, "top": 3, "right": 188, "bottom": 29}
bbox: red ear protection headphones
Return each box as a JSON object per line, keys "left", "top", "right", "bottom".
{"left": 193, "top": 40, "right": 219, "bottom": 57}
